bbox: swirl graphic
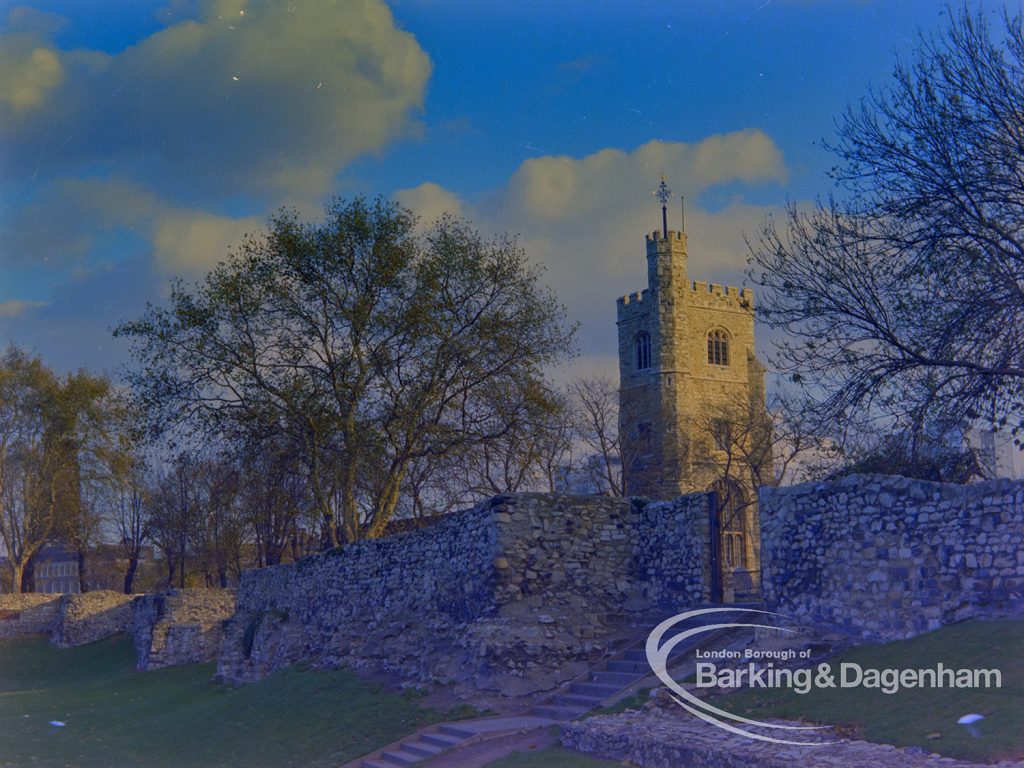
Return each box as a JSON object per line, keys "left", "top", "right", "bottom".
{"left": 645, "top": 607, "right": 841, "bottom": 746}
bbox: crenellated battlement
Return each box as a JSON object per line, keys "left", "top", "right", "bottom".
{"left": 645, "top": 230, "right": 686, "bottom": 245}
{"left": 689, "top": 280, "right": 754, "bottom": 307}
{"left": 616, "top": 288, "right": 650, "bottom": 324}
{"left": 617, "top": 290, "right": 647, "bottom": 306}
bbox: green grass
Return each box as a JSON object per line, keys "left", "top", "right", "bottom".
{"left": 711, "top": 619, "right": 1024, "bottom": 763}
{"left": 484, "top": 745, "right": 624, "bottom": 767}
{"left": 0, "top": 634, "right": 466, "bottom": 767}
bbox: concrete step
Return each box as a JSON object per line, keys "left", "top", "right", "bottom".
{"left": 421, "top": 733, "right": 463, "bottom": 749}
{"left": 591, "top": 671, "right": 637, "bottom": 687}
{"left": 533, "top": 703, "right": 588, "bottom": 720}
{"left": 438, "top": 723, "right": 475, "bottom": 739}
{"left": 607, "top": 660, "right": 647, "bottom": 674}
{"left": 379, "top": 749, "right": 420, "bottom": 766}
{"left": 569, "top": 682, "right": 621, "bottom": 698}
{"left": 362, "top": 761, "right": 393, "bottom": 768}
{"left": 400, "top": 740, "right": 444, "bottom": 758}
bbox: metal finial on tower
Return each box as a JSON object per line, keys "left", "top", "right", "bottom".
{"left": 654, "top": 174, "right": 671, "bottom": 238}
{"left": 680, "top": 194, "right": 685, "bottom": 233}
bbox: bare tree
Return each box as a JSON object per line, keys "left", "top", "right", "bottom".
{"left": 112, "top": 459, "right": 151, "bottom": 593}
{"left": 750, "top": 6, "right": 1024, "bottom": 451}
{"left": 148, "top": 454, "right": 201, "bottom": 589}
{"left": 571, "top": 377, "right": 630, "bottom": 496}
{"left": 238, "top": 445, "right": 309, "bottom": 566}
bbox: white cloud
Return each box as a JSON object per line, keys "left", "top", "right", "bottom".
{"left": 0, "top": 299, "right": 48, "bottom": 317}
{"left": 394, "top": 182, "right": 465, "bottom": 228}
{"left": 0, "top": 34, "right": 63, "bottom": 112}
{"left": 396, "top": 133, "right": 789, "bottom": 365}
{"left": 152, "top": 210, "right": 262, "bottom": 274}
{"left": 1, "top": 0, "right": 432, "bottom": 203}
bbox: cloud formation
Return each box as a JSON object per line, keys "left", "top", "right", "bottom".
{"left": 397, "top": 132, "right": 789, "bottom": 376}
{"left": 1, "top": 0, "right": 431, "bottom": 205}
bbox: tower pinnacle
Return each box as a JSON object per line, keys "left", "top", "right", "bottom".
{"left": 654, "top": 175, "right": 671, "bottom": 238}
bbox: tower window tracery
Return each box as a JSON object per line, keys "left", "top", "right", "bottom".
{"left": 708, "top": 330, "right": 729, "bottom": 366}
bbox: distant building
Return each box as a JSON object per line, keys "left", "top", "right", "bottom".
{"left": 967, "top": 428, "right": 1024, "bottom": 480}
{"left": 34, "top": 545, "right": 80, "bottom": 594}
{"left": 555, "top": 454, "right": 621, "bottom": 495}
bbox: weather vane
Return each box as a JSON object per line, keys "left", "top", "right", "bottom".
{"left": 654, "top": 174, "right": 671, "bottom": 237}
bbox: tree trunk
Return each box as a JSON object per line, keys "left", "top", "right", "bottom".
{"left": 76, "top": 549, "right": 88, "bottom": 593}
{"left": 123, "top": 556, "right": 138, "bottom": 594}
{"left": 218, "top": 566, "right": 227, "bottom": 588}
{"left": 12, "top": 562, "right": 24, "bottom": 594}
{"left": 20, "top": 555, "right": 36, "bottom": 593}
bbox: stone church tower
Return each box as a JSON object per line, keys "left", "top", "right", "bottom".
{"left": 616, "top": 200, "right": 767, "bottom": 583}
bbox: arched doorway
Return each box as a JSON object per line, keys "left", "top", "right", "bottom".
{"left": 709, "top": 478, "right": 757, "bottom": 603}
{"left": 710, "top": 478, "right": 747, "bottom": 569}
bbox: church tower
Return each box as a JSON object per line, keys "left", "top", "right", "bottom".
{"left": 616, "top": 180, "right": 767, "bottom": 586}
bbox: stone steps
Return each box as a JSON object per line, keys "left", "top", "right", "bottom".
{"left": 530, "top": 611, "right": 754, "bottom": 723}
{"left": 355, "top": 718, "right": 556, "bottom": 767}
{"left": 360, "top": 728, "right": 471, "bottom": 767}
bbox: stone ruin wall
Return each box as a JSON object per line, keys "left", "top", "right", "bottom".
{"left": 51, "top": 591, "right": 135, "bottom": 647}
{"left": 217, "top": 492, "right": 714, "bottom": 691}
{"left": 132, "top": 589, "right": 237, "bottom": 669}
{"left": 0, "top": 591, "right": 134, "bottom": 645}
{"left": 217, "top": 501, "right": 500, "bottom": 685}
{"left": 0, "top": 593, "right": 61, "bottom": 638}
{"left": 761, "top": 473, "right": 1024, "bottom": 640}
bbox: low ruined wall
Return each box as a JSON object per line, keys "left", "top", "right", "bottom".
{"left": 561, "top": 708, "right": 1013, "bottom": 768}
{"left": 761, "top": 474, "right": 1024, "bottom": 640}
{"left": 218, "top": 501, "right": 500, "bottom": 682}
{"left": 133, "top": 589, "right": 236, "bottom": 669}
{"left": 218, "top": 492, "right": 714, "bottom": 686}
{"left": 51, "top": 591, "right": 135, "bottom": 647}
{"left": 0, "top": 594, "right": 60, "bottom": 638}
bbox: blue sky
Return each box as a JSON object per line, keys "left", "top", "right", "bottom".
{"left": 0, "top": 0, "right": 969, "bottom": 379}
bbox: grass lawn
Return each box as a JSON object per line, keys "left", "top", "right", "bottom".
{"left": 484, "top": 746, "right": 624, "bottom": 767}
{"left": 711, "top": 619, "right": 1024, "bottom": 763}
{"left": 0, "top": 634, "right": 466, "bottom": 768}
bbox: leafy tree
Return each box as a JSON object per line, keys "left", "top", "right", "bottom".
{"left": 0, "top": 347, "right": 110, "bottom": 592}
{"left": 117, "top": 198, "right": 575, "bottom": 545}
{"left": 750, "top": 6, "right": 1024, "bottom": 452}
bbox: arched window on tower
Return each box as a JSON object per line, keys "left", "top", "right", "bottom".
{"left": 707, "top": 329, "right": 729, "bottom": 366}
{"left": 635, "top": 332, "right": 651, "bottom": 370}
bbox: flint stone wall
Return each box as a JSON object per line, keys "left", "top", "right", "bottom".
{"left": 0, "top": 593, "right": 60, "bottom": 638}
{"left": 561, "top": 708, "right": 1024, "bottom": 768}
{"left": 218, "top": 492, "right": 713, "bottom": 685}
{"left": 51, "top": 590, "right": 135, "bottom": 647}
{"left": 132, "top": 589, "right": 236, "bottom": 669}
{"left": 761, "top": 474, "right": 1024, "bottom": 640}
